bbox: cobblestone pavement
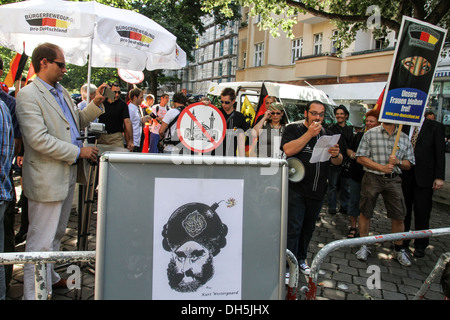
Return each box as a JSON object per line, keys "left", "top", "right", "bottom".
{"left": 5, "top": 155, "right": 450, "bottom": 300}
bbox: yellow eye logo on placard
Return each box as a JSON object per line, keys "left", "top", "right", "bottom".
{"left": 401, "top": 56, "right": 431, "bottom": 76}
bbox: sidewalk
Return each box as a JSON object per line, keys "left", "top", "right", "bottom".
{"left": 5, "top": 156, "right": 450, "bottom": 300}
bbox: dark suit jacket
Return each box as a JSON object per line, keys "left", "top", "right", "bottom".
{"left": 403, "top": 119, "right": 446, "bottom": 188}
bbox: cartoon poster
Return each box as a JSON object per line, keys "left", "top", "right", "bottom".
{"left": 379, "top": 16, "right": 447, "bottom": 125}
{"left": 152, "top": 178, "right": 244, "bottom": 300}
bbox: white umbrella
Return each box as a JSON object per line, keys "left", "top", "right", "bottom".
{"left": 0, "top": 0, "right": 186, "bottom": 71}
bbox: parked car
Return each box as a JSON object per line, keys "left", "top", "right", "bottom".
{"left": 207, "top": 81, "right": 336, "bottom": 126}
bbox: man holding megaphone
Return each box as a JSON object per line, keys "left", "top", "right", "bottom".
{"left": 281, "top": 100, "right": 342, "bottom": 276}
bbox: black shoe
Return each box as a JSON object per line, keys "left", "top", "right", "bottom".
{"left": 15, "top": 232, "right": 27, "bottom": 245}
{"left": 328, "top": 208, "right": 337, "bottom": 215}
{"left": 413, "top": 248, "right": 425, "bottom": 258}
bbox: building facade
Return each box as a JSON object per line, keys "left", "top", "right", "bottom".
{"left": 180, "top": 8, "right": 449, "bottom": 132}
{"left": 180, "top": 15, "right": 239, "bottom": 96}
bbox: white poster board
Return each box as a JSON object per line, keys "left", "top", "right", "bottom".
{"left": 152, "top": 178, "right": 243, "bottom": 300}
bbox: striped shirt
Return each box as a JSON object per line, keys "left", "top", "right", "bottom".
{"left": 356, "top": 124, "right": 415, "bottom": 175}
{"left": 0, "top": 100, "right": 15, "bottom": 201}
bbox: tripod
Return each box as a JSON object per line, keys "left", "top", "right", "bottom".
{"left": 76, "top": 131, "right": 104, "bottom": 254}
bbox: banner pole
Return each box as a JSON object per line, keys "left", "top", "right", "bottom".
{"left": 391, "top": 124, "right": 403, "bottom": 156}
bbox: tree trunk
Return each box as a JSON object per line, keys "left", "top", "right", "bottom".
{"left": 149, "top": 70, "right": 159, "bottom": 99}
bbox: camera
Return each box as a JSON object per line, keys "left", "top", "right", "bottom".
{"left": 87, "top": 122, "right": 107, "bottom": 134}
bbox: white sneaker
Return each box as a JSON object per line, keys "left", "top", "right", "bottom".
{"left": 356, "top": 245, "right": 371, "bottom": 261}
{"left": 393, "top": 249, "right": 412, "bottom": 267}
{"left": 299, "top": 262, "right": 311, "bottom": 275}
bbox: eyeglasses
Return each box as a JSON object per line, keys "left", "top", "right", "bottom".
{"left": 46, "top": 59, "right": 66, "bottom": 69}
{"left": 309, "top": 111, "right": 325, "bottom": 117}
{"left": 271, "top": 112, "right": 282, "bottom": 115}
{"left": 220, "top": 100, "right": 231, "bottom": 105}
{"left": 113, "top": 91, "right": 121, "bottom": 94}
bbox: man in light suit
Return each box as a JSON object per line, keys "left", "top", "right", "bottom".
{"left": 401, "top": 118, "right": 446, "bottom": 258}
{"left": 15, "top": 43, "right": 107, "bottom": 299}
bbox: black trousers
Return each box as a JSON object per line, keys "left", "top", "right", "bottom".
{"left": 401, "top": 167, "right": 433, "bottom": 249}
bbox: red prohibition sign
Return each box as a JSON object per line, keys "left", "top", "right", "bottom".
{"left": 177, "top": 102, "right": 226, "bottom": 153}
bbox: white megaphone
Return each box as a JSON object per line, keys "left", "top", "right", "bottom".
{"left": 287, "top": 157, "right": 305, "bottom": 182}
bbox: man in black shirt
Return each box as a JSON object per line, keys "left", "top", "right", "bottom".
{"left": 215, "top": 88, "right": 249, "bottom": 157}
{"left": 98, "top": 83, "right": 133, "bottom": 151}
{"left": 326, "top": 105, "right": 353, "bottom": 214}
{"left": 281, "top": 100, "right": 342, "bottom": 275}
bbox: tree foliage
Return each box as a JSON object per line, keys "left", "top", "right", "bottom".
{"left": 201, "top": 0, "right": 449, "bottom": 54}
{"left": 134, "top": 0, "right": 241, "bottom": 95}
{"left": 0, "top": 0, "right": 240, "bottom": 93}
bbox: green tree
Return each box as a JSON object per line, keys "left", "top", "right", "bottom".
{"left": 134, "top": 0, "right": 241, "bottom": 97}
{"left": 201, "top": 0, "right": 449, "bottom": 54}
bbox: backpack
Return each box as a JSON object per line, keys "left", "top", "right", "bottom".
{"left": 162, "top": 106, "right": 185, "bottom": 145}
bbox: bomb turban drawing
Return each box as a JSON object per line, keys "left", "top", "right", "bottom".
{"left": 161, "top": 200, "right": 232, "bottom": 292}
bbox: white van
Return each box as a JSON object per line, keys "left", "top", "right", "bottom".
{"left": 207, "top": 81, "right": 337, "bottom": 126}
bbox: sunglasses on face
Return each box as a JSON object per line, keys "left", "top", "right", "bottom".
{"left": 220, "top": 100, "right": 232, "bottom": 105}
{"left": 271, "top": 112, "right": 282, "bottom": 115}
{"left": 46, "top": 59, "right": 66, "bottom": 69}
{"left": 309, "top": 111, "right": 325, "bottom": 117}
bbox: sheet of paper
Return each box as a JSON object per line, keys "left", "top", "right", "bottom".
{"left": 310, "top": 134, "right": 341, "bottom": 163}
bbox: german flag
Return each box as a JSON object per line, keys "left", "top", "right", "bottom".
{"left": 117, "top": 30, "right": 153, "bottom": 44}
{"left": 253, "top": 83, "right": 269, "bottom": 125}
{"left": 26, "top": 63, "right": 36, "bottom": 85}
{"left": 373, "top": 87, "right": 385, "bottom": 110}
{"left": 3, "top": 53, "right": 28, "bottom": 88}
{"left": 26, "top": 18, "right": 71, "bottom": 28}
{"left": 410, "top": 31, "right": 439, "bottom": 45}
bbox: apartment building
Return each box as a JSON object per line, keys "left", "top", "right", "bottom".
{"left": 180, "top": 8, "right": 449, "bottom": 130}
{"left": 238, "top": 9, "right": 397, "bottom": 124}
{"left": 180, "top": 15, "right": 239, "bottom": 96}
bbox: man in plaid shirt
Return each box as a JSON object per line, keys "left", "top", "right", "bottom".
{"left": 0, "top": 99, "right": 14, "bottom": 300}
{"left": 355, "top": 121, "right": 415, "bottom": 266}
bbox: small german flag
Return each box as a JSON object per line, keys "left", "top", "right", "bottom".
{"left": 117, "top": 30, "right": 153, "bottom": 44}
{"left": 373, "top": 87, "right": 385, "bottom": 111}
{"left": 410, "top": 31, "right": 439, "bottom": 45}
{"left": 26, "top": 18, "right": 71, "bottom": 28}
{"left": 3, "top": 53, "right": 28, "bottom": 88}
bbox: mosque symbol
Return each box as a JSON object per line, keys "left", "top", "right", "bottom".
{"left": 184, "top": 110, "right": 220, "bottom": 141}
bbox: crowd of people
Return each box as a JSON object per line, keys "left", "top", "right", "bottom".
{"left": 0, "top": 42, "right": 447, "bottom": 300}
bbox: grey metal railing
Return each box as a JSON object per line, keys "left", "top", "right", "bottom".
{"left": 303, "top": 228, "right": 450, "bottom": 300}
{"left": 0, "top": 251, "right": 95, "bottom": 300}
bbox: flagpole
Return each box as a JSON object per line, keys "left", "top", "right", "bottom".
{"left": 86, "top": 36, "right": 93, "bottom": 105}
{"left": 84, "top": 36, "right": 94, "bottom": 139}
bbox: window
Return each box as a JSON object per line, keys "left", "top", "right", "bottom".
{"left": 291, "top": 38, "right": 303, "bottom": 64}
{"left": 243, "top": 52, "right": 247, "bottom": 69}
{"left": 374, "top": 37, "right": 386, "bottom": 50}
{"left": 331, "top": 30, "right": 339, "bottom": 54}
{"left": 254, "top": 42, "right": 264, "bottom": 67}
{"left": 229, "top": 38, "right": 234, "bottom": 55}
{"left": 314, "top": 33, "right": 323, "bottom": 55}
{"left": 219, "top": 41, "right": 224, "bottom": 57}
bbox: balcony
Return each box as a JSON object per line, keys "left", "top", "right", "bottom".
{"left": 345, "top": 48, "right": 394, "bottom": 76}
{"left": 295, "top": 53, "right": 341, "bottom": 79}
{"left": 298, "top": 13, "right": 328, "bottom": 24}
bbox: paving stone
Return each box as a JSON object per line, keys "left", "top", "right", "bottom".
{"left": 7, "top": 174, "right": 450, "bottom": 300}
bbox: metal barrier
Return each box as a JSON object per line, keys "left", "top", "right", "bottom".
{"left": 3, "top": 228, "right": 448, "bottom": 300}
{"left": 285, "top": 249, "right": 299, "bottom": 300}
{"left": 0, "top": 251, "right": 95, "bottom": 300}
{"left": 413, "top": 252, "right": 450, "bottom": 300}
{"left": 304, "top": 227, "right": 450, "bottom": 300}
